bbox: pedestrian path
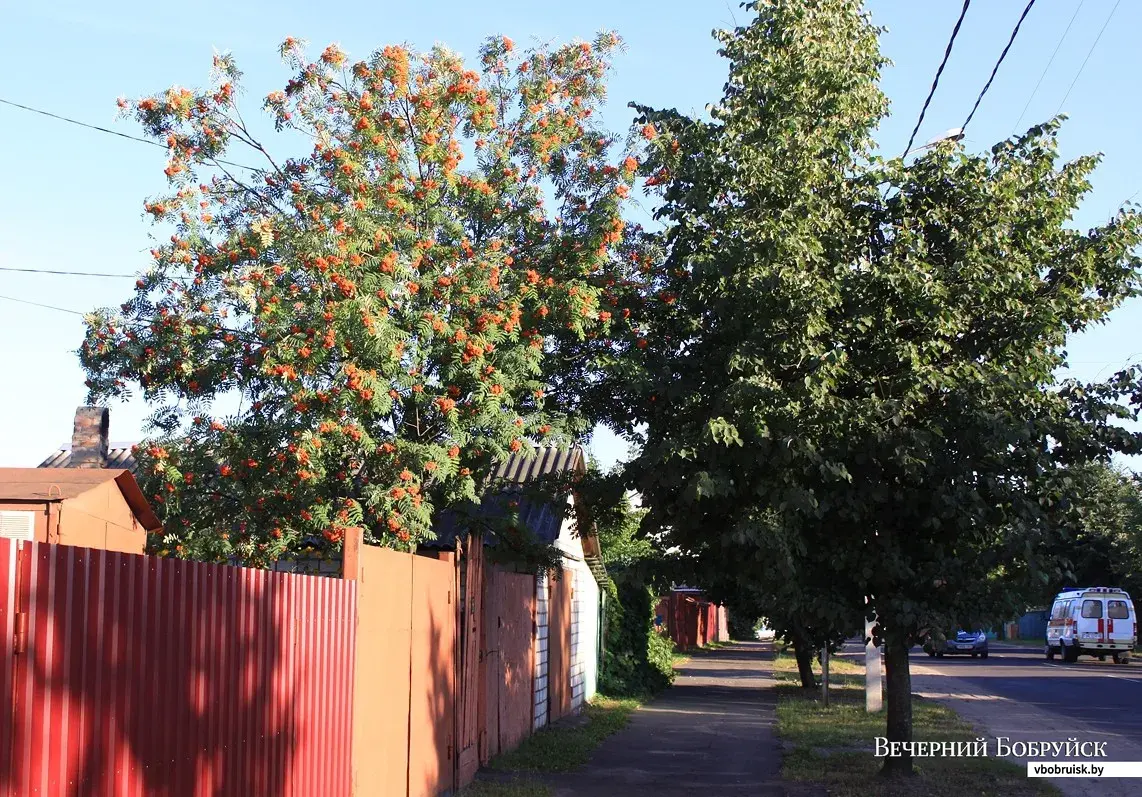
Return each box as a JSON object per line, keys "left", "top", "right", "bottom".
{"left": 545, "top": 641, "right": 808, "bottom": 796}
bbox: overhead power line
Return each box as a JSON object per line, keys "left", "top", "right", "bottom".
{"left": 961, "top": 0, "right": 1037, "bottom": 134}
{"left": 1055, "top": 0, "right": 1122, "bottom": 116}
{"left": 0, "top": 293, "right": 261, "bottom": 345}
{"left": 902, "top": 0, "right": 972, "bottom": 158}
{"left": 0, "top": 294, "right": 86, "bottom": 316}
{"left": 0, "top": 266, "right": 137, "bottom": 278}
{"left": 0, "top": 97, "right": 259, "bottom": 172}
{"left": 1012, "top": 0, "right": 1085, "bottom": 133}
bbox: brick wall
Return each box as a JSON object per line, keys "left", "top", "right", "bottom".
{"left": 70, "top": 407, "right": 109, "bottom": 468}
{"left": 533, "top": 572, "right": 549, "bottom": 730}
{"left": 567, "top": 562, "right": 600, "bottom": 711}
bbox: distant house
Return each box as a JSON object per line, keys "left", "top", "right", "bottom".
{"left": 655, "top": 587, "right": 730, "bottom": 650}
{"left": 0, "top": 468, "right": 160, "bottom": 554}
{"left": 5, "top": 406, "right": 157, "bottom": 554}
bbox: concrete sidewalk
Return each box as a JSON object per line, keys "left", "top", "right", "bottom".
{"left": 544, "top": 641, "right": 815, "bottom": 797}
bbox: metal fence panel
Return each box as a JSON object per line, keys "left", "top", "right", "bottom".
{"left": 480, "top": 566, "right": 536, "bottom": 761}
{"left": 0, "top": 539, "right": 17, "bottom": 791}
{"left": 351, "top": 543, "right": 413, "bottom": 797}
{"left": 408, "top": 554, "right": 456, "bottom": 797}
{"left": 4, "top": 543, "right": 357, "bottom": 797}
{"left": 456, "top": 537, "right": 483, "bottom": 789}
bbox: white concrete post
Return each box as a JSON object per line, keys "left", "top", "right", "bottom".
{"left": 865, "top": 614, "right": 882, "bottom": 712}
{"left": 821, "top": 645, "right": 830, "bottom": 707}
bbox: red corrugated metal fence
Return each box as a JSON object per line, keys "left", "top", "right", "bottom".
{"left": 0, "top": 539, "right": 16, "bottom": 785}
{"left": 657, "top": 592, "right": 728, "bottom": 650}
{"left": 3, "top": 532, "right": 575, "bottom": 797}
{"left": 1, "top": 541, "right": 357, "bottom": 797}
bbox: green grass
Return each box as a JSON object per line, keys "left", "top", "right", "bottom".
{"left": 772, "top": 647, "right": 866, "bottom": 679}
{"left": 488, "top": 696, "right": 641, "bottom": 774}
{"left": 773, "top": 652, "right": 1059, "bottom": 796}
{"left": 459, "top": 778, "right": 552, "bottom": 797}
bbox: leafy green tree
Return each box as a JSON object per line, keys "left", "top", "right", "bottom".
{"left": 81, "top": 35, "right": 650, "bottom": 564}
{"left": 600, "top": 0, "right": 1142, "bottom": 776}
{"left": 693, "top": 509, "right": 858, "bottom": 688}
{"left": 1042, "top": 462, "right": 1142, "bottom": 600}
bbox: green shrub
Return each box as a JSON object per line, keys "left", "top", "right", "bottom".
{"left": 599, "top": 577, "right": 675, "bottom": 697}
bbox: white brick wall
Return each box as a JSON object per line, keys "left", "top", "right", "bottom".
{"left": 533, "top": 572, "right": 549, "bottom": 730}
{"left": 532, "top": 494, "right": 603, "bottom": 725}
{"left": 567, "top": 562, "right": 600, "bottom": 711}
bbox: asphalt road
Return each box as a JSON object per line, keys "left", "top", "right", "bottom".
{"left": 831, "top": 641, "right": 1142, "bottom": 795}
{"left": 906, "top": 642, "right": 1142, "bottom": 747}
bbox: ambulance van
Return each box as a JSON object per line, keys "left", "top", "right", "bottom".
{"left": 1045, "top": 587, "right": 1137, "bottom": 664}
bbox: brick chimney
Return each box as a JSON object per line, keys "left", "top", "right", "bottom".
{"left": 70, "top": 407, "right": 110, "bottom": 468}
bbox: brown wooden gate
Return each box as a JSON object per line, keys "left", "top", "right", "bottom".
{"left": 480, "top": 567, "right": 535, "bottom": 763}
{"left": 456, "top": 536, "right": 483, "bottom": 789}
{"left": 547, "top": 569, "right": 573, "bottom": 722}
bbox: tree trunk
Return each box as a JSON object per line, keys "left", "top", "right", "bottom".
{"left": 794, "top": 642, "right": 816, "bottom": 689}
{"left": 880, "top": 636, "right": 914, "bottom": 777}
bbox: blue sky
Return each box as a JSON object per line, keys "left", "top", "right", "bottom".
{"left": 2, "top": 1, "right": 1139, "bottom": 470}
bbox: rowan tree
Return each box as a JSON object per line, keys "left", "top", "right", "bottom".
{"left": 599, "top": 0, "right": 1142, "bottom": 777}
{"left": 81, "top": 34, "right": 650, "bottom": 565}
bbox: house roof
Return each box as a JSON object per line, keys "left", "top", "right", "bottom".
{"left": 39, "top": 444, "right": 139, "bottom": 472}
{"left": 428, "top": 445, "right": 607, "bottom": 584}
{"left": 430, "top": 489, "right": 568, "bottom": 547}
{"left": 430, "top": 446, "right": 586, "bottom": 547}
{"left": 0, "top": 468, "right": 161, "bottom": 531}
{"left": 491, "top": 445, "right": 585, "bottom": 484}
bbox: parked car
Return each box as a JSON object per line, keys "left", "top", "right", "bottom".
{"left": 1045, "top": 587, "right": 1136, "bottom": 664}
{"left": 923, "top": 629, "right": 989, "bottom": 659}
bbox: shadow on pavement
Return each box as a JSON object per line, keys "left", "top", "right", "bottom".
{"left": 542, "top": 641, "right": 824, "bottom": 797}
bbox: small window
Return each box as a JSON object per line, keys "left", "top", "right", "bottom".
{"left": 1108, "top": 600, "right": 1130, "bottom": 620}
{"left": 1081, "top": 599, "right": 1103, "bottom": 619}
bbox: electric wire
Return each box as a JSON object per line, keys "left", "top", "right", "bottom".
{"left": 902, "top": 0, "right": 972, "bottom": 158}
{"left": 1012, "top": 0, "right": 1085, "bottom": 133}
{"left": 0, "top": 97, "right": 259, "bottom": 171}
{"left": 0, "top": 294, "right": 86, "bottom": 316}
{"left": 961, "top": 0, "right": 1038, "bottom": 134}
{"left": 0, "top": 266, "right": 137, "bottom": 278}
{"left": 1055, "top": 0, "right": 1122, "bottom": 116}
